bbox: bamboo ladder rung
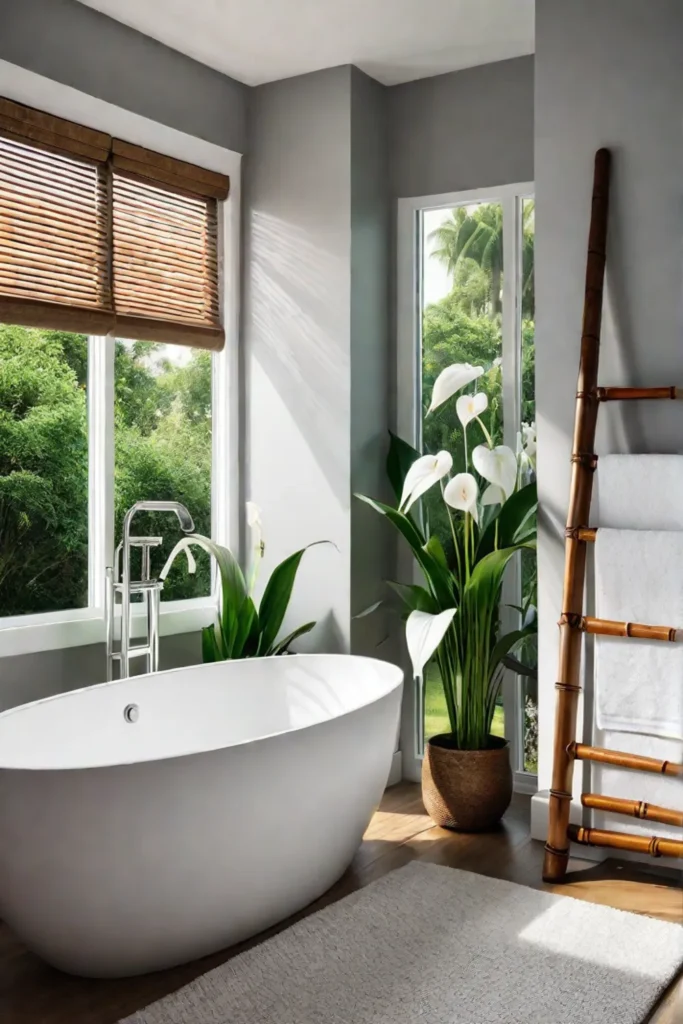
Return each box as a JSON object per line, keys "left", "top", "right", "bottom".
{"left": 572, "top": 742, "right": 683, "bottom": 776}
{"left": 560, "top": 615, "right": 683, "bottom": 642}
{"left": 581, "top": 793, "right": 683, "bottom": 828}
{"left": 568, "top": 825, "right": 683, "bottom": 859}
{"left": 596, "top": 386, "right": 682, "bottom": 401}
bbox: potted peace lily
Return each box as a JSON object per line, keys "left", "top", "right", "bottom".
{"left": 357, "top": 362, "right": 537, "bottom": 831}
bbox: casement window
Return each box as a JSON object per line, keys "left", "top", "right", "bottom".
{"left": 397, "top": 183, "right": 537, "bottom": 792}
{"left": 0, "top": 90, "right": 238, "bottom": 656}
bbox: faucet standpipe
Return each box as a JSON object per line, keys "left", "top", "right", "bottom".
{"left": 106, "top": 502, "right": 195, "bottom": 681}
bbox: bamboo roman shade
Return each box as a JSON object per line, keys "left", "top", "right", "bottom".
{"left": 0, "top": 98, "right": 229, "bottom": 349}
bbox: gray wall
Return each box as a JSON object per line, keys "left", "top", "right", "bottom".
{"left": 243, "top": 65, "right": 393, "bottom": 657}
{"left": 0, "top": 0, "right": 247, "bottom": 152}
{"left": 535, "top": 0, "right": 683, "bottom": 791}
{"left": 0, "top": 634, "right": 201, "bottom": 713}
{"left": 350, "top": 68, "right": 392, "bottom": 657}
{"left": 243, "top": 67, "right": 353, "bottom": 652}
{"left": 388, "top": 56, "right": 534, "bottom": 198}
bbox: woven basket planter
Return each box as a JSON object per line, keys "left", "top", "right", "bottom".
{"left": 422, "top": 734, "right": 513, "bottom": 831}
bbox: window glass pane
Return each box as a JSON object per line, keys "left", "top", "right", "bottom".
{"left": 521, "top": 197, "right": 537, "bottom": 772}
{"left": 114, "top": 340, "right": 212, "bottom": 601}
{"left": 421, "top": 201, "right": 504, "bottom": 742}
{"left": 0, "top": 325, "right": 88, "bottom": 615}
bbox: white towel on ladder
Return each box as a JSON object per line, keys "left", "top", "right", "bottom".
{"left": 594, "top": 527, "right": 683, "bottom": 741}
{"left": 597, "top": 454, "right": 683, "bottom": 530}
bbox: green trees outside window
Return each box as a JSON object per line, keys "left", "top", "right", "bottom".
{"left": 0, "top": 326, "right": 212, "bottom": 617}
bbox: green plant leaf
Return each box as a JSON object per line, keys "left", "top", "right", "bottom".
{"left": 489, "top": 623, "right": 536, "bottom": 676}
{"left": 386, "top": 431, "right": 426, "bottom": 536}
{"left": 201, "top": 625, "right": 221, "bottom": 663}
{"left": 258, "top": 541, "right": 329, "bottom": 655}
{"left": 162, "top": 533, "right": 248, "bottom": 656}
{"left": 269, "top": 621, "right": 317, "bottom": 656}
{"left": 386, "top": 430, "right": 422, "bottom": 505}
{"left": 502, "top": 653, "right": 538, "bottom": 679}
{"left": 355, "top": 493, "right": 453, "bottom": 607}
{"left": 424, "top": 533, "right": 448, "bottom": 571}
{"left": 232, "top": 596, "right": 258, "bottom": 659}
{"left": 477, "top": 482, "right": 537, "bottom": 558}
{"left": 386, "top": 580, "right": 437, "bottom": 613}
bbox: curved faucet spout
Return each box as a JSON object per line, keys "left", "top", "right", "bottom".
{"left": 122, "top": 500, "right": 195, "bottom": 536}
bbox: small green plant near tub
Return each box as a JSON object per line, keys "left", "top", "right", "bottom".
{"left": 357, "top": 362, "right": 537, "bottom": 830}
{"left": 161, "top": 503, "right": 329, "bottom": 660}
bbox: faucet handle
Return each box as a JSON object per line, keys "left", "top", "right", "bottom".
{"left": 129, "top": 536, "right": 163, "bottom": 582}
{"left": 114, "top": 537, "right": 163, "bottom": 583}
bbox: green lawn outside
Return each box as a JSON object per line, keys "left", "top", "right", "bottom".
{"left": 424, "top": 664, "right": 504, "bottom": 741}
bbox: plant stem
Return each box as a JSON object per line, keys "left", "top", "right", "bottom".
{"left": 441, "top": 481, "right": 462, "bottom": 590}
{"left": 476, "top": 415, "right": 493, "bottom": 448}
{"left": 464, "top": 513, "right": 470, "bottom": 581}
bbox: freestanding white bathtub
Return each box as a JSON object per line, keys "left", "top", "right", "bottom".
{"left": 0, "top": 654, "right": 402, "bottom": 978}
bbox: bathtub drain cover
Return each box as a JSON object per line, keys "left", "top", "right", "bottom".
{"left": 123, "top": 704, "right": 139, "bottom": 724}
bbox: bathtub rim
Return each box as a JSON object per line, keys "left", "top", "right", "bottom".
{"left": 0, "top": 653, "right": 404, "bottom": 773}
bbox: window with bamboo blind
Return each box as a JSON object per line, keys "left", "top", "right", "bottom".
{"left": 0, "top": 98, "right": 229, "bottom": 350}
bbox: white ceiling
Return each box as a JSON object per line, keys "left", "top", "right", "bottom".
{"left": 75, "top": 0, "right": 534, "bottom": 87}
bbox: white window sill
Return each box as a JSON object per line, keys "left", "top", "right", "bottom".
{"left": 0, "top": 599, "right": 217, "bottom": 659}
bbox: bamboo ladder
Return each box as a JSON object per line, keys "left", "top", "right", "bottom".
{"left": 543, "top": 147, "right": 683, "bottom": 883}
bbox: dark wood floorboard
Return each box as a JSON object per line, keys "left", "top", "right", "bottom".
{"left": 1, "top": 786, "right": 681, "bottom": 1024}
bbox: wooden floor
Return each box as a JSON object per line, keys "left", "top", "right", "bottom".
{"left": 2, "top": 785, "right": 681, "bottom": 1024}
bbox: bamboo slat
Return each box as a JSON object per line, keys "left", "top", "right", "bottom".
{"left": 568, "top": 825, "right": 683, "bottom": 860}
{"left": 543, "top": 148, "right": 612, "bottom": 884}
{"left": 114, "top": 314, "right": 224, "bottom": 350}
{"left": 0, "top": 97, "right": 227, "bottom": 349}
{"left": 581, "top": 793, "right": 683, "bottom": 828}
{"left": 111, "top": 139, "right": 229, "bottom": 200}
{"left": 573, "top": 743, "right": 683, "bottom": 776}
{"left": 0, "top": 96, "right": 111, "bottom": 162}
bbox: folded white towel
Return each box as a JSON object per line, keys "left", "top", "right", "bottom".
{"left": 597, "top": 454, "right": 683, "bottom": 530}
{"left": 594, "top": 527, "right": 683, "bottom": 741}
{"left": 592, "top": 731, "right": 683, "bottom": 841}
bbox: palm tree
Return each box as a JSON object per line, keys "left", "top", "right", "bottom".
{"left": 429, "top": 202, "right": 535, "bottom": 319}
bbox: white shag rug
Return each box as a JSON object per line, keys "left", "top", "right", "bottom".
{"left": 121, "top": 862, "right": 683, "bottom": 1024}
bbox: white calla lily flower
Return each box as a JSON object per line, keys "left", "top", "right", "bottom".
{"left": 473, "top": 444, "right": 518, "bottom": 502}
{"left": 444, "top": 472, "right": 479, "bottom": 523}
{"left": 406, "top": 608, "right": 457, "bottom": 680}
{"left": 400, "top": 451, "right": 453, "bottom": 513}
{"left": 428, "top": 363, "right": 484, "bottom": 414}
{"left": 522, "top": 421, "right": 537, "bottom": 459}
{"left": 456, "top": 391, "right": 488, "bottom": 429}
{"left": 246, "top": 500, "right": 265, "bottom": 555}
{"left": 481, "top": 483, "right": 506, "bottom": 506}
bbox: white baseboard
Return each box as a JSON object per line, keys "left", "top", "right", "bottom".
{"left": 531, "top": 790, "right": 682, "bottom": 874}
{"left": 531, "top": 790, "right": 606, "bottom": 863}
{"left": 386, "top": 749, "right": 403, "bottom": 788}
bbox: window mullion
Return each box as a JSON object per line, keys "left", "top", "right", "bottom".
{"left": 501, "top": 194, "right": 523, "bottom": 773}
{"left": 87, "top": 336, "right": 115, "bottom": 611}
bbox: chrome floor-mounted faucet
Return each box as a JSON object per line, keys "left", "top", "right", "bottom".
{"left": 106, "top": 501, "right": 195, "bottom": 680}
